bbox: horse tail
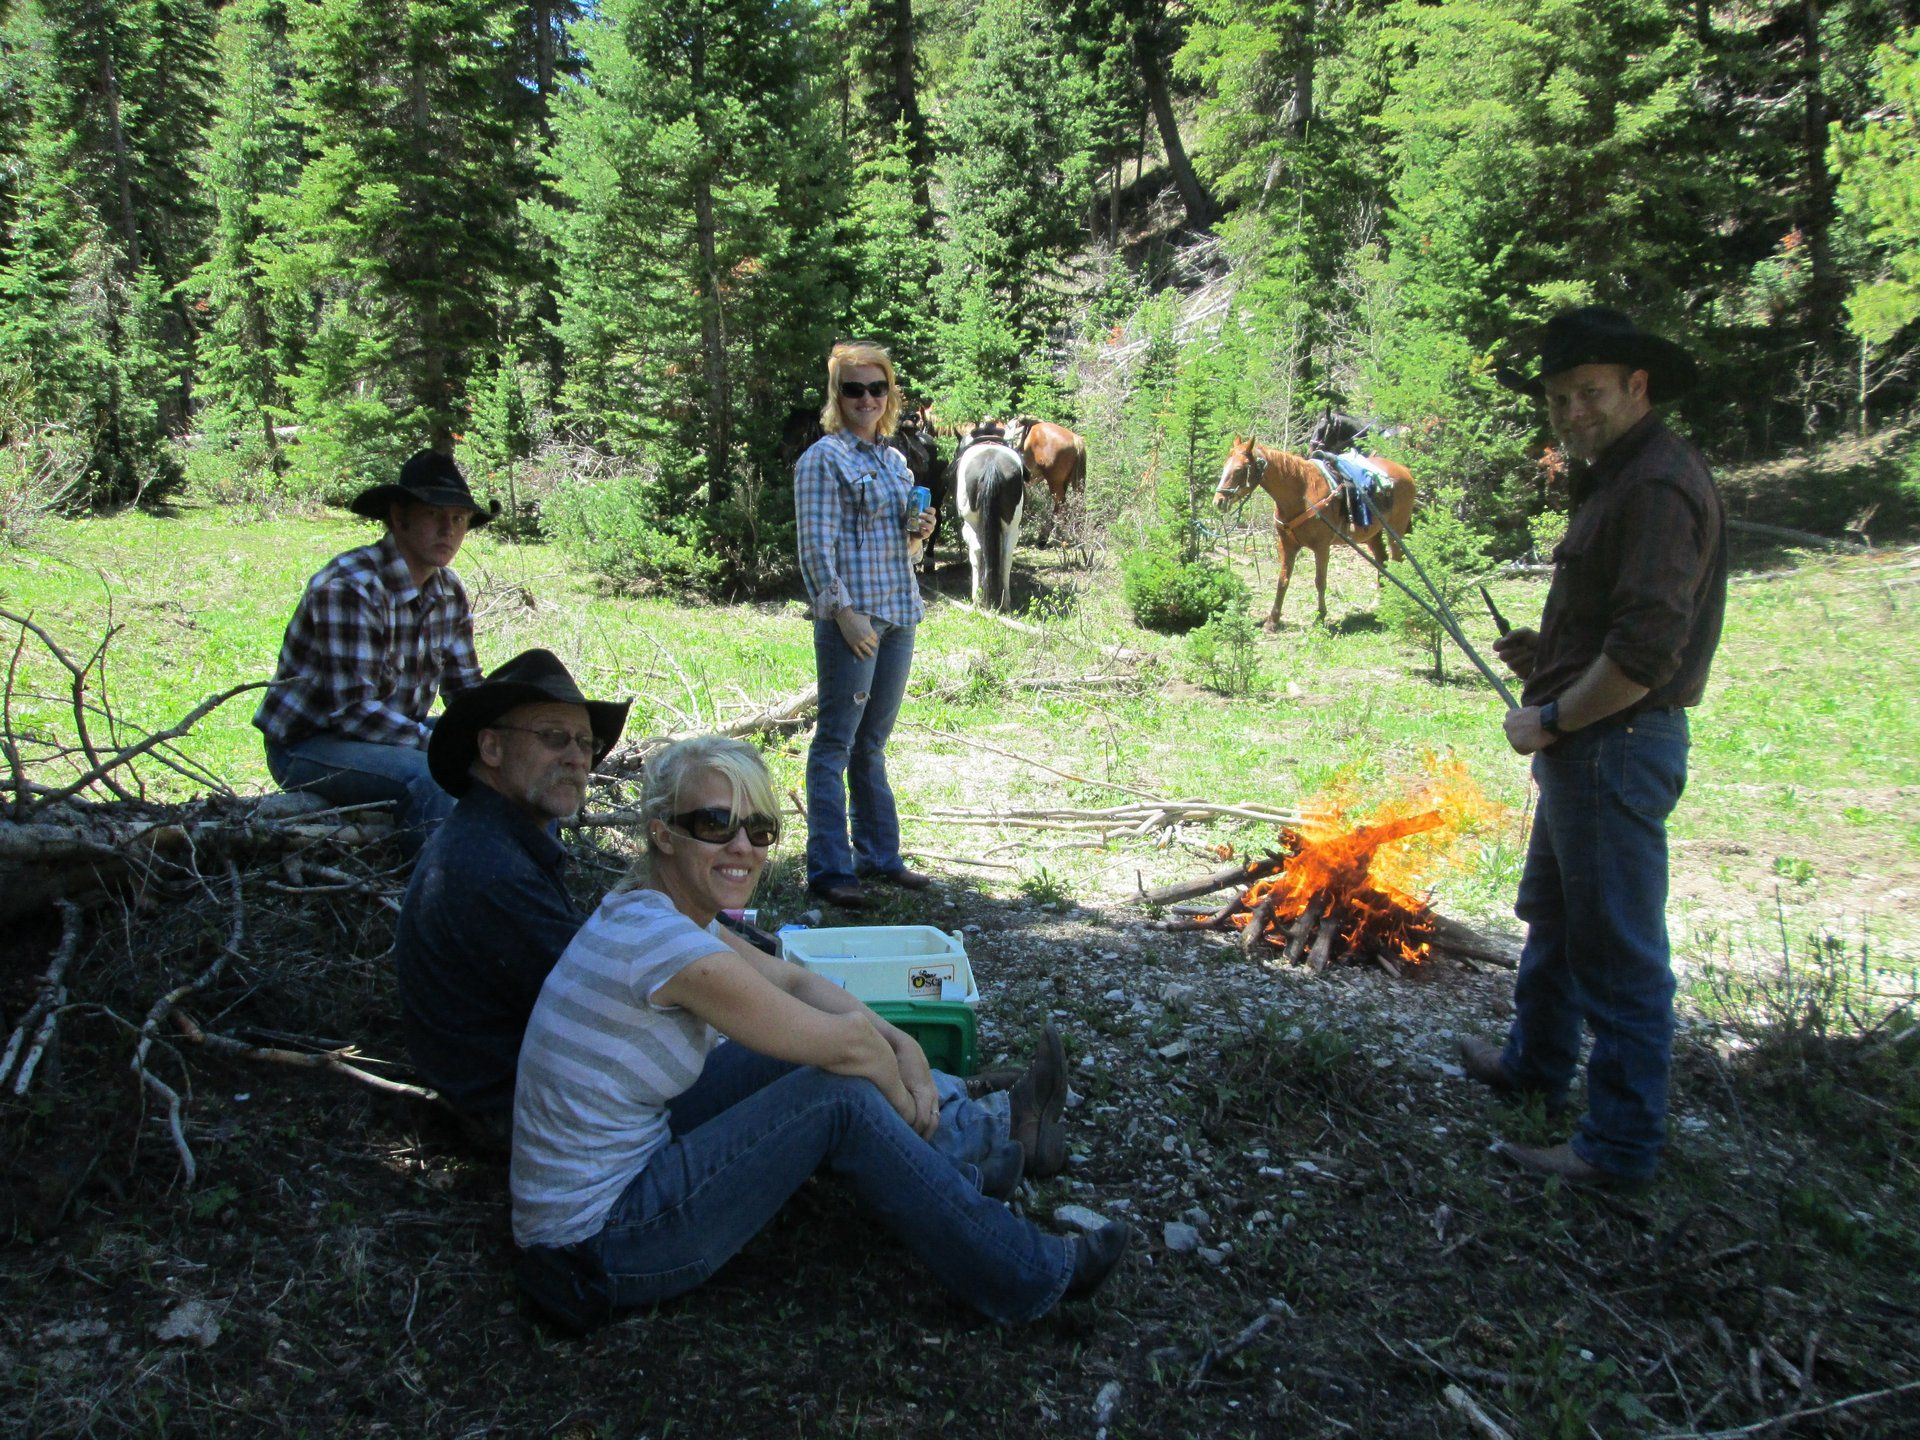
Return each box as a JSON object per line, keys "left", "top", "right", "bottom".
{"left": 1070, "top": 433, "right": 1087, "bottom": 495}
{"left": 980, "top": 451, "right": 1023, "bottom": 608}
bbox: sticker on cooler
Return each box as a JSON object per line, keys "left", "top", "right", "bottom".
{"left": 908, "top": 964, "right": 960, "bottom": 999}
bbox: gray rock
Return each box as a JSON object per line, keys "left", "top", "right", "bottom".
{"left": 1053, "top": 1204, "right": 1109, "bottom": 1233}
{"left": 1155, "top": 1039, "right": 1189, "bottom": 1061}
{"left": 1183, "top": 1205, "right": 1211, "bottom": 1229}
{"left": 1198, "top": 1246, "right": 1227, "bottom": 1266}
{"left": 1162, "top": 1221, "right": 1201, "bottom": 1254}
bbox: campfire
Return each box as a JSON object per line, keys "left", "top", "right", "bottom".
{"left": 1145, "top": 761, "right": 1518, "bottom": 977}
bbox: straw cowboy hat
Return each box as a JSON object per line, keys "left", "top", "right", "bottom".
{"left": 349, "top": 450, "right": 501, "bottom": 526}
{"left": 428, "top": 649, "right": 630, "bottom": 796}
{"left": 1498, "top": 306, "right": 1697, "bottom": 404}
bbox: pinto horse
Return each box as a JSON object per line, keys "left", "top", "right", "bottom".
{"left": 1214, "top": 434, "right": 1415, "bottom": 630}
{"left": 952, "top": 439, "right": 1026, "bottom": 609}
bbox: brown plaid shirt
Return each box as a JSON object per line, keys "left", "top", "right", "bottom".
{"left": 1523, "top": 414, "right": 1727, "bottom": 714}
{"left": 253, "top": 534, "right": 481, "bottom": 749}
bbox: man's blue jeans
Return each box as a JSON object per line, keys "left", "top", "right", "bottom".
{"left": 564, "top": 1043, "right": 1070, "bottom": 1325}
{"left": 807, "top": 618, "right": 915, "bottom": 888}
{"left": 1501, "top": 709, "right": 1689, "bottom": 1180}
{"left": 264, "top": 730, "right": 455, "bottom": 854}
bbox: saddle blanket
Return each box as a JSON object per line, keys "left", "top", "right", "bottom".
{"left": 1311, "top": 451, "right": 1393, "bottom": 528}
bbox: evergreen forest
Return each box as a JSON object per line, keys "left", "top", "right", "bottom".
{"left": 3, "top": 0, "right": 1918, "bottom": 586}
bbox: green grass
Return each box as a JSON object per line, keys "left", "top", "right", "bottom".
{"left": 5, "top": 502, "right": 1917, "bottom": 954}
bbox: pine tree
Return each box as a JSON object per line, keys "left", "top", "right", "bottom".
{"left": 0, "top": 0, "right": 219, "bottom": 504}
{"left": 537, "top": 0, "right": 848, "bottom": 581}
{"left": 844, "top": 118, "right": 939, "bottom": 394}
{"left": 190, "top": 0, "right": 302, "bottom": 482}
{"left": 935, "top": 0, "right": 1094, "bottom": 411}
{"left": 1831, "top": 27, "right": 1920, "bottom": 345}
{"left": 264, "top": 0, "right": 530, "bottom": 493}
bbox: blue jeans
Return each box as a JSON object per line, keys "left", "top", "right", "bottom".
{"left": 264, "top": 730, "right": 455, "bottom": 855}
{"left": 562, "top": 1045, "right": 1070, "bottom": 1326}
{"left": 807, "top": 618, "right": 915, "bottom": 887}
{"left": 664, "top": 1041, "right": 1009, "bottom": 1168}
{"left": 1501, "top": 709, "right": 1689, "bottom": 1180}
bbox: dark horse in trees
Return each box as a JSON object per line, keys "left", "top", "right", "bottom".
{"left": 1213, "top": 434, "right": 1415, "bottom": 630}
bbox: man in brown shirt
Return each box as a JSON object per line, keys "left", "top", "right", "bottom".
{"left": 1459, "top": 307, "right": 1727, "bottom": 1186}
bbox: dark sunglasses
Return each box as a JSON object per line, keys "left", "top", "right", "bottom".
{"left": 670, "top": 807, "right": 781, "bottom": 847}
{"left": 838, "top": 381, "right": 891, "bottom": 400}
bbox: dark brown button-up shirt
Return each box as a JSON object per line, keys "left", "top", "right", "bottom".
{"left": 1523, "top": 413, "right": 1727, "bottom": 715}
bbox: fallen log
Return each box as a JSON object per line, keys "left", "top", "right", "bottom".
{"left": 1727, "top": 517, "right": 1864, "bottom": 553}
{"left": 1138, "top": 853, "right": 1290, "bottom": 908}
{"left": 1307, "top": 913, "right": 1337, "bottom": 974}
{"left": 1428, "top": 914, "right": 1524, "bottom": 969}
{"left": 1279, "top": 893, "right": 1328, "bottom": 967}
{"left": 1240, "top": 890, "right": 1279, "bottom": 955}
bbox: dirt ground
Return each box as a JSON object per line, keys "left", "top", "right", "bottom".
{"left": 3, "top": 822, "right": 1916, "bottom": 1439}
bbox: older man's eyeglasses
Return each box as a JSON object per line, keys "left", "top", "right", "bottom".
{"left": 837, "top": 381, "right": 890, "bottom": 400}
{"left": 670, "top": 807, "right": 781, "bottom": 847}
{"left": 490, "top": 724, "right": 597, "bottom": 757}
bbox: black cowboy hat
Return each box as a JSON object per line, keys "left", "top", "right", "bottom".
{"left": 1497, "top": 306, "right": 1697, "bottom": 403}
{"left": 349, "top": 450, "right": 501, "bottom": 527}
{"left": 428, "top": 649, "right": 631, "bottom": 797}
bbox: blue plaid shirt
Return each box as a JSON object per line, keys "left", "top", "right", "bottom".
{"left": 794, "top": 431, "right": 925, "bottom": 626}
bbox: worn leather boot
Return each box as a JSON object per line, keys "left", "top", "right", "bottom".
{"left": 1008, "top": 1023, "right": 1069, "bottom": 1178}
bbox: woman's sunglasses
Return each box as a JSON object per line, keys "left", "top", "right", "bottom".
{"left": 837, "top": 381, "right": 891, "bottom": 400}
{"left": 670, "top": 807, "right": 781, "bottom": 848}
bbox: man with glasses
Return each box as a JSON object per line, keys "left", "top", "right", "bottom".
{"left": 255, "top": 450, "right": 498, "bottom": 852}
{"left": 395, "top": 649, "right": 630, "bottom": 1147}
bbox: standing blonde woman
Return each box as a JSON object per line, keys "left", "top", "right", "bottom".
{"left": 793, "top": 341, "right": 936, "bottom": 909}
{"left": 509, "top": 736, "right": 1131, "bottom": 1331}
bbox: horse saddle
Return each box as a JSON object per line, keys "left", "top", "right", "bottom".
{"left": 1313, "top": 451, "right": 1391, "bottom": 527}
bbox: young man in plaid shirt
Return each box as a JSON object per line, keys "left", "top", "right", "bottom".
{"left": 253, "top": 451, "right": 497, "bottom": 851}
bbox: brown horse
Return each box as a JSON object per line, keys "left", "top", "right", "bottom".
{"left": 1003, "top": 417, "right": 1087, "bottom": 520}
{"left": 1213, "top": 435, "right": 1415, "bottom": 630}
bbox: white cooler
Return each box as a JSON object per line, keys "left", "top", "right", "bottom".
{"left": 779, "top": 925, "right": 981, "bottom": 1005}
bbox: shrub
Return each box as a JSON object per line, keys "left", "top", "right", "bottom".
{"left": 0, "top": 420, "right": 85, "bottom": 546}
{"left": 1187, "top": 606, "right": 1264, "bottom": 695}
{"left": 1121, "top": 548, "right": 1248, "bottom": 631}
{"left": 545, "top": 469, "right": 728, "bottom": 593}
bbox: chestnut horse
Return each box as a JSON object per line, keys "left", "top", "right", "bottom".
{"left": 1003, "top": 417, "right": 1086, "bottom": 524}
{"left": 1213, "top": 435, "right": 1415, "bottom": 630}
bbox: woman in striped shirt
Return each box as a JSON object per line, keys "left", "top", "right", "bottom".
{"left": 509, "top": 735, "right": 1131, "bottom": 1331}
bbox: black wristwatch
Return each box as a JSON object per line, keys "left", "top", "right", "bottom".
{"left": 1538, "top": 698, "right": 1564, "bottom": 736}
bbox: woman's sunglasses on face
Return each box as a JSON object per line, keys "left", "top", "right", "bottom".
{"left": 838, "top": 381, "right": 891, "bottom": 400}
{"left": 671, "top": 807, "right": 781, "bottom": 848}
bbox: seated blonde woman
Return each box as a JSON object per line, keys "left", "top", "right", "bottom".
{"left": 508, "top": 735, "right": 1131, "bottom": 1331}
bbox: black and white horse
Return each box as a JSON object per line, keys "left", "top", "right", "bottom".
{"left": 951, "top": 438, "right": 1025, "bottom": 609}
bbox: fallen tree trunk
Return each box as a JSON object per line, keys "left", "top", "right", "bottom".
{"left": 1727, "top": 518, "right": 1863, "bottom": 552}
{"left": 1138, "top": 853, "right": 1290, "bottom": 907}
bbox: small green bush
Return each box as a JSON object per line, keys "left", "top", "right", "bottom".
{"left": 1187, "top": 607, "right": 1264, "bottom": 695}
{"left": 546, "top": 470, "right": 728, "bottom": 593}
{"left": 1121, "top": 548, "right": 1248, "bottom": 631}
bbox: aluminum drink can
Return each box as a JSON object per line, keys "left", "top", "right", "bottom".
{"left": 909, "top": 485, "right": 931, "bottom": 517}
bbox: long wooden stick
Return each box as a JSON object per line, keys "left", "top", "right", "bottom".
{"left": 1137, "top": 853, "right": 1289, "bottom": 907}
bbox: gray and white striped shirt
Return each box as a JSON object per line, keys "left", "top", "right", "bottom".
{"left": 510, "top": 886, "right": 724, "bottom": 1248}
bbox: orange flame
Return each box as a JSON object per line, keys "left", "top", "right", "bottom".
{"left": 1238, "top": 757, "right": 1507, "bottom": 968}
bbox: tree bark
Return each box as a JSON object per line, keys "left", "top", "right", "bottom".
{"left": 690, "top": 28, "right": 731, "bottom": 514}
{"left": 1290, "top": 0, "right": 1315, "bottom": 139}
{"left": 98, "top": 43, "right": 142, "bottom": 272}
{"left": 1134, "top": 25, "right": 1215, "bottom": 228}
{"left": 1798, "top": 0, "right": 1840, "bottom": 349}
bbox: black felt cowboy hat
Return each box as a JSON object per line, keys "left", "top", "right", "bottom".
{"left": 1497, "top": 306, "right": 1697, "bottom": 403}
{"left": 429, "top": 649, "right": 631, "bottom": 797}
{"left": 349, "top": 450, "right": 501, "bottom": 526}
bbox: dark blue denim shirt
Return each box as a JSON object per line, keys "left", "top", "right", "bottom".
{"left": 395, "top": 781, "right": 586, "bottom": 1117}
